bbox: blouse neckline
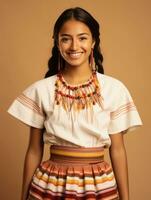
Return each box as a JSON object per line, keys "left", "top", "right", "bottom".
{"left": 59, "top": 71, "right": 95, "bottom": 88}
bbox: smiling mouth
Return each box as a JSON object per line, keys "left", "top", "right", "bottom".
{"left": 67, "top": 52, "right": 83, "bottom": 59}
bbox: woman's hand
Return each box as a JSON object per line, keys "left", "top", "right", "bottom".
{"left": 21, "top": 127, "right": 44, "bottom": 200}
{"left": 109, "top": 133, "right": 129, "bottom": 200}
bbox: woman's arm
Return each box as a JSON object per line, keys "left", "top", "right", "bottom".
{"left": 109, "top": 133, "right": 129, "bottom": 200}
{"left": 21, "top": 127, "right": 44, "bottom": 200}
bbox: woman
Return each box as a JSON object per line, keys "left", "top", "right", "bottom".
{"left": 8, "top": 7, "right": 142, "bottom": 200}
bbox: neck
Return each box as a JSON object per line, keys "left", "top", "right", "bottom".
{"left": 62, "top": 63, "right": 92, "bottom": 84}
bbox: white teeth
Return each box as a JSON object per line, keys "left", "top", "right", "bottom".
{"left": 68, "top": 52, "right": 82, "bottom": 58}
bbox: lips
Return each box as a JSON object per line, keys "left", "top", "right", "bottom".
{"left": 68, "top": 52, "right": 83, "bottom": 59}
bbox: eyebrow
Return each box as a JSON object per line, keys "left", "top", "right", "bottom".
{"left": 60, "top": 33, "right": 90, "bottom": 37}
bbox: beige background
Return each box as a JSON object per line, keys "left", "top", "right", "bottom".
{"left": 1, "top": 0, "right": 150, "bottom": 199}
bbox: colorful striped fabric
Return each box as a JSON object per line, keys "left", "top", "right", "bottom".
{"left": 28, "top": 145, "right": 119, "bottom": 200}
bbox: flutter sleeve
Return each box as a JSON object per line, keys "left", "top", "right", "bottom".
{"left": 7, "top": 82, "right": 45, "bottom": 129}
{"left": 108, "top": 80, "right": 143, "bottom": 134}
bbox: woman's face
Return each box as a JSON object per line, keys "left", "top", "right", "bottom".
{"left": 58, "top": 19, "right": 95, "bottom": 68}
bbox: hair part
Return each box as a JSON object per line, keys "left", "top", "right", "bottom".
{"left": 45, "top": 7, "right": 104, "bottom": 78}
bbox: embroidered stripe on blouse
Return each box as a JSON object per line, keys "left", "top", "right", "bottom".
{"left": 17, "top": 94, "right": 44, "bottom": 116}
{"left": 110, "top": 102, "right": 136, "bottom": 120}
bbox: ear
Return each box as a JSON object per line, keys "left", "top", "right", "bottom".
{"left": 92, "top": 40, "right": 95, "bottom": 48}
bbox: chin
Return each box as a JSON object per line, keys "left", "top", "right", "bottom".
{"left": 66, "top": 61, "right": 83, "bottom": 67}
{"left": 66, "top": 59, "right": 89, "bottom": 67}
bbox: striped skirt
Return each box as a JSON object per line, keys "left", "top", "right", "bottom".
{"left": 28, "top": 145, "right": 119, "bottom": 200}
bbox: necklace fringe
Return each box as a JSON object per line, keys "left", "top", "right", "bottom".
{"left": 54, "top": 71, "right": 104, "bottom": 112}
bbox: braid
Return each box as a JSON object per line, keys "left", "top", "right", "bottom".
{"left": 94, "top": 45, "right": 104, "bottom": 74}
{"left": 45, "top": 45, "right": 59, "bottom": 78}
{"left": 92, "top": 22, "right": 104, "bottom": 74}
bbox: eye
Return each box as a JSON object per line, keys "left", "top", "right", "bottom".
{"left": 79, "top": 37, "right": 87, "bottom": 41}
{"left": 60, "top": 37, "right": 70, "bottom": 43}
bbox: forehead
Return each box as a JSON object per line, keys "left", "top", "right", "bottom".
{"left": 59, "top": 19, "right": 92, "bottom": 36}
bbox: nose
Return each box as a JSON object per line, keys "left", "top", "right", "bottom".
{"left": 70, "top": 38, "right": 78, "bottom": 50}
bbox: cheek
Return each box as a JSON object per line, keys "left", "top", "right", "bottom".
{"left": 82, "top": 42, "right": 93, "bottom": 50}
{"left": 58, "top": 43, "right": 69, "bottom": 53}
{"left": 58, "top": 45, "right": 68, "bottom": 58}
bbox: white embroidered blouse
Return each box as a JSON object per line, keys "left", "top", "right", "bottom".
{"left": 8, "top": 72, "right": 143, "bottom": 148}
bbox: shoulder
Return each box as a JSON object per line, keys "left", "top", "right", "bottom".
{"left": 25, "top": 75, "right": 57, "bottom": 92}
{"left": 97, "top": 73, "right": 134, "bottom": 110}
{"left": 21, "top": 75, "right": 57, "bottom": 99}
{"left": 97, "top": 72, "right": 127, "bottom": 91}
{"left": 32, "top": 74, "right": 57, "bottom": 88}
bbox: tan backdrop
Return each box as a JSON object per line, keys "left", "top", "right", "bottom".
{"left": 1, "top": 0, "right": 150, "bottom": 199}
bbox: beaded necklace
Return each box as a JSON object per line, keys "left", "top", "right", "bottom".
{"left": 54, "top": 71, "right": 104, "bottom": 112}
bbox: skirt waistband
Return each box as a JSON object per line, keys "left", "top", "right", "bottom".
{"left": 50, "top": 145, "right": 104, "bottom": 164}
